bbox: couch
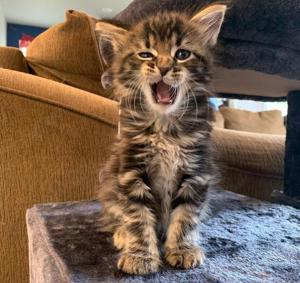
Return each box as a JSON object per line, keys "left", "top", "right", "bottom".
{"left": 0, "top": 8, "right": 286, "bottom": 283}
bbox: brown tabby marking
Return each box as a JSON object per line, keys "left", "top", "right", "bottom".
{"left": 95, "top": 5, "right": 226, "bottom": 275}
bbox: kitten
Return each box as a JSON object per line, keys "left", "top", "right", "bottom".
{"left": 95, "top": 5, "right": 226, "bottom": 275}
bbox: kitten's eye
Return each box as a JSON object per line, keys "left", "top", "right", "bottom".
{"left": 138, "top": 52, "right": 154, "bottom": 60}
{"left": 175, "top": 49, "right": 191, "bottom": 61}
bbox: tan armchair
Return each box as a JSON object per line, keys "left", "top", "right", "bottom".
{"left": 0, "top": 47, "right": 118, "bottom": 282}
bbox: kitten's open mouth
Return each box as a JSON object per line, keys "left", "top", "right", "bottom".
{"left": 151, "top": 81, "right": 178, "bottom": 105}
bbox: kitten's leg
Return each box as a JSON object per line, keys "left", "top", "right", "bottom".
{"left": 115, "top": 178, "right": 160, "bottom": 275}
{"left": 164, "top": 175, "right": 210, "bottom": 269}
{"left": 113, "top": 226, "right": 128, "bottom": 250}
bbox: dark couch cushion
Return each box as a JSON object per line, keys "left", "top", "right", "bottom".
{"left": 115, "top": 0, "right": 300, "bottom": 80}
{"left": 116, "top": 0, "right": 300, "bottom": 52}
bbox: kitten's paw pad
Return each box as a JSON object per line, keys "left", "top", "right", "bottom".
{"left": 165, "top": 247, "right": 205, "bottom": 269}
{"left": 117, "top": 253, "right": 160, "bottom": 275}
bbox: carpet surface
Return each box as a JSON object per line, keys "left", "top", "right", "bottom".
{"left": 26, "top": 189, "right": 300, "bottom": 283}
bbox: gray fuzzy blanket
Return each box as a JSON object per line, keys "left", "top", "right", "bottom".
{"left": 27, "top": 189, "right": 300, "bottom": 283}
{"left": 115, "top": 0, "right": 300, "bottom": 80}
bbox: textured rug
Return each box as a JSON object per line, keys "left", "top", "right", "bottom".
{"left": 26, "top": 189, "right": 300, "bottom": 283}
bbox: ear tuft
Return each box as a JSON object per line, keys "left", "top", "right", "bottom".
{"left": 191, "top": 5, "right": 226, "bottom": 46}
{"left": 95, "top": 22, "right": 127, "bottom": 66}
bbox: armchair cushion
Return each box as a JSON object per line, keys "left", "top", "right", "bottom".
{"left": 219, "top": 107, "right": 286, "bottom": 135}
{"left": 212, "top": 128, "right": 284, "bottom": 199}
{"left": 0, "top": 68, "right": 118, "bottom": 283}
{"left": 115, "top": 0, "right": 300, "bottom": 81}
{"left": 26, "top": 10, "right": 110, "bottom": 97}
{"left": 0, "top": 47, "right": 29, "bottom": 73}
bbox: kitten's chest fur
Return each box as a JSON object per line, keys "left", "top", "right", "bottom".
{"left": 144, "top": 121, "right": 184, "bottom": 233}
{"left": 147, "top": 131, "right": 182, "bottom": 192}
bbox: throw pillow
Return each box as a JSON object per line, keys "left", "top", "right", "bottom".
{"left": 26, "top": 10, "right": 109, "bottom": 97}
{"left": 219, "top": 107, "right": 286, "bottom": 135}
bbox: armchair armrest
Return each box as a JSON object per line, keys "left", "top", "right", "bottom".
{"left": 0, "top": 68, "right": 118, "bottom": 283}
{"left": 212, "top": 128, "right": 285, "bottom": 200}
{"left": 0, "top": 68, "right": 118, "bottom": 125}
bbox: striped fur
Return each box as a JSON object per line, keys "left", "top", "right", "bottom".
{"left": 96, "top": 5, "right": 226, "bottom": 275}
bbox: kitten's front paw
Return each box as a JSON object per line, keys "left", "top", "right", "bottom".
{"left": 117, "top": 253, "right": 160, "bottom": 275}
{"left": 165, "top": 247, "right": 205, "bottom": 269}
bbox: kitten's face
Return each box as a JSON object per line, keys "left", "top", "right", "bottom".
{"left": 121, "top": 15, "right": 211, "bottom": 114}
{"left": 96, "top": 5, "right": 226, "bottom": 116}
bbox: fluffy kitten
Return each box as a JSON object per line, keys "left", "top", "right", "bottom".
{"left": 95, "top": 5, "right": 226, "bottom": 275}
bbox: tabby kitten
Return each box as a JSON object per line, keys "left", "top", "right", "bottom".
{"left": 95, "top": 5, "right": 226, "bottom": 275}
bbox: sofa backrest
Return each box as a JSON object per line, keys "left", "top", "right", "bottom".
{"left": 26, "top": 10, "right": 111, "bottom": 98}
{"left": 219, "top": 107, "right": 286, "bottom": 135}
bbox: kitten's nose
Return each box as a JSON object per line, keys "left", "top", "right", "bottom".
{"left": 157, "top": 55, "right": 172, "bottom": 76}
{"left": 158, "top": 67, "right": 170, "bottom": 76}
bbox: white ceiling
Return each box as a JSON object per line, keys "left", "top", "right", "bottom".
{"left": 1, "top": 0, "right": 132, "bottom": 27}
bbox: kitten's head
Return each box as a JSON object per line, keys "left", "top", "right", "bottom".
{"left": 96, "top": 5, "right": 226, "bottom": 115}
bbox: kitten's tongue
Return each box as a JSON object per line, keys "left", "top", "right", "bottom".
{"left": 156, "top": 81, "right": 172, "bottom": 104}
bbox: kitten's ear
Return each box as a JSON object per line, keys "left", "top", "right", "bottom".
{"left": 191, "top": 5, "right": 226, "bottom": 46}
{"left": 101, "top": 70, "right": 113, "bottom": 89}
{"left": 95, "top": 22, "right": 127, "bottom": 66}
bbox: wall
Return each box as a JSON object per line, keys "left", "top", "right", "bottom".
{"left": 7, "top": 23, "right": 46, "bottom": 47}
{"left": 2, "top": 0, "right": 132, "bottom": 27}
{"left": 0, "top": 4, "right": 6, "bottom": 46}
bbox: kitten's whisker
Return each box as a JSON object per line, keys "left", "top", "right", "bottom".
{"left": 170, "top": 86, "right": 178, "bottom": 101}
{"left": 176, "top": 82, "right": 189, "bottom": 122}
{"left": 188, "top": 77, "right": 213, "bottom": 97}
{"left": 187, "top": 76, "right": 214, "bottom": 122}
{"left": 126, "top": 77, "right": 141, "bottom": 122}
{"left": 132, "top": 83, "right": 138, "bottom": 115}
{"left": 185, "top": 82, "right": 199, "bottom": 122}
{"left": 139, "top": 80, "right": 147, "bottom": 114}
{"left": 183, "top": 83, "right": 191, "bottom": 120}
{"left": 127, "top": 76, "right": 149, "bottom": 121}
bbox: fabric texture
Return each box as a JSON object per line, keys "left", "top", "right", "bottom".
{"left": 0, "top": 67, "right": 285, "bottom": 282}
{"left": 26, "top": 190, "right": 300, "bottom": 283}
{"left": 213, "top": 111, "right": 224, "bottom": 128}
{"left": 212, "top": 128, "right": 285, "bottom": 200}
{"left": 284, "top": 91, "right": 300, "bottom": 197}
{"left": 219, "top": 107, "right": 286, "bottom": 135}
{"left": 0, "top": 47, "right": 29, "bottom": 73}
{"left": 0, "top": 68, "right": 118, "bottom": 283}
{"left": 115, "top": 0, "right": 300, "bottom": 81}
{"left": 212, "top": 128, "right": 284, "bottom": 176}
{"left": 0, "top": 3, "right": 290, "bottom": 279}
{"left": 26, "top": 10, "right": 110, "bottom": 97}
